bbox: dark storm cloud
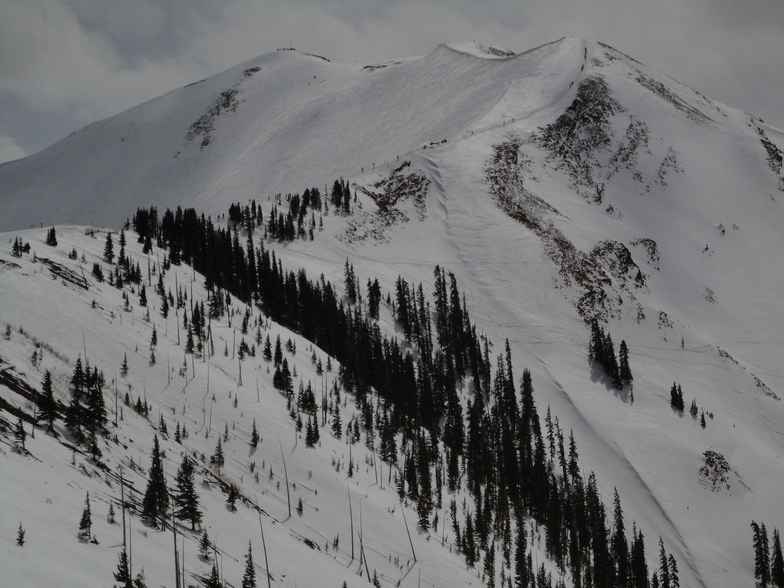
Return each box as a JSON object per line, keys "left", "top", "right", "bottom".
{"left": 0, "top": 0, "right": 781, "bottom": 161}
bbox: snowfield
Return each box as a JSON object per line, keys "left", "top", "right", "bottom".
{"left": 2, "top": 38, "right": 783, "bottom": 587}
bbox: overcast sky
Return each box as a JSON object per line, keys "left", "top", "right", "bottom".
{"left": 1, "top": 0, "right": 782, "bottom": 164}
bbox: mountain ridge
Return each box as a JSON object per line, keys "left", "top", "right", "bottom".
{"left": 2, "top": 38, "right": 784, "bottom": 588}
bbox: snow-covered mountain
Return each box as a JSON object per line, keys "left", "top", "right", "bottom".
{"left": 2, "top": 38, "right": 784, "bottom": 587}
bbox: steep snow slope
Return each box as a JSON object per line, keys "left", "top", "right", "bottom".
{"left": 1, "top": 227, "right": 509, "bottom": 588}
{"left": 2, "top": 38, "right": 784, "bottom": 588}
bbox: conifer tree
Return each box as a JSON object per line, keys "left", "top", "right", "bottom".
{"left": 36, "top": 370, "right": 57, "bottom": 433}
{"left": 612, "top": 488, "right": 630, "bottom": 586}
{"left": 142, "top": 436, "right": 168, "bottom": 527}
{"left": 668, "top": 554, "right": 680, "bottom": 588}
{"left": 226, "top": 483, "right": 239, "bottom": 512}
{"left": 771, "top": 528, "right": 784, "bottom": 588}
{"left": 104, "top": 233, "right": 114, "bottom": 263}
{"left": 16, "top": 522, "right": 25, "bottom": 547}
{"left": 484, "top": 543, "right": 496, "bottom": 588}
{"left": 199, "top": 529, "right": 211, "bottom": 560}
{"left": 118, "top": 228, "right": 126, "bottom": 264}
{"left": 753, "top": 521, "right": 771, "bottom": 587}
{"left": 172, "top": 456, "right": 201, "bottom": 530}
{"left": 79, "top": 492, "right": 92, "bottom": 540}
{"left": 250, "top": 419, "right": 260, "bottom": 448}
{"left": 46, "top": 227, "right": 57, "bottom": 246}
{"left": 210, "top": 437, "right": 225, "bottom": 472}
{"left": 658, "top": 538, "right": 670, "bottom": 588}
{"left": 205, "top": 562, "right": 222, "bottom": 588}
{"left": 618, "top": 340, "right": 633, "bottom": 386}
{"left": 114, "top": 548, "right": 133, "bottom": 588}
{"left": 242, "top": 541, "right": 256, "bottom": 588}
{"left": 331, "top": 407, "right": 342, "bottom": 439}
{"left": 121, "top": 354, "right": 129, "bottom": 377}
{"left": 14, "top": 418, "right": 26, "bottom": 452}
{"left": 630, "top": 526, "right": 649, "bottom": 588}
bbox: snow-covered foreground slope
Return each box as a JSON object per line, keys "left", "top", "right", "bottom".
{"left": 1, "top": 227, "right": 503, "bottom": 588}
{"left": 2, "top": 38, "right": 784, "bottom": 588}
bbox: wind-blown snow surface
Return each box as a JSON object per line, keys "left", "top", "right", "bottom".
{"left": 2, "top": 38, "right": 784, "bottom": 587}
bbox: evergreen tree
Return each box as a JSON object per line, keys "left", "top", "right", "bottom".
{"left": 242, "top": 541, "right": 257, "bottom": 588}
{"left": 36, "top": 370, "right": 57, "bottom": 433}
{"left": 658, "top": 538, "right": 670, "bottom": 588}
{"left": 211, "top": 437, "right": 225, "bottom": 472}
{"left": 226, "top": 483, "right": 239, "bottom": 512}
{"left": 668, "top": 554, "right": 680, "bottom": 588}
{"left": 14, "top": 418, "right": 26, "bottom": 452}
{"left": 199, "top": 529, "right": 212, "bottom": 560}
{"left": 670, "top": 383, "right": 684, "bottom": 411}
{"left": 114, "top": 548, "right": 133, "bottom": 588}
{"left": 205, "top": 561, "right": 222, "bottom": 588}
{"left": 618, "top": 340, "right": 633, "bottom": 386}
{"left": 753, "top": 521, "right": 772, "bottom": 587}
{"left": 79, "top": 492, "right": 92, "bottom": 540}
{"left": 367, "top": 278, "right": 381, "bottom": 319}
{"left": 16, "top": 522, "right": 25, "bottom": 547}
{"left": 514, "top": 521, "right": 529, "bottom": 588}
{"left": 119, "top": 228, "right": 126, "bottom": 264}
{"left": 771, "top": 528, "right": 784, "bottom": 588}
{"left": 331, "top": 407, "right": 342, "bottom": 439}
{"left": 172, "top": 456, "right": 202, "bottom": 530}
{"left": 630, "top": 526, "right": 649, "bottom": 588}
{"left": 46, "top": 227, "right": 58, "bottom": 246}
{"left": 612, "top": 488, "right": 630, "bottom": 587}
{"left": 484, "top": 543, "right": 496, "bottom": 588}
{"left": 104, "top": 233, "right": 114, "bottom": 263}
{"left": 250, "top": 419, "right": 260, "bottom": 448}
{"left": 121, "top": 354, "right": 129, "bottom": 377}
{"left": 142, "top": 436, "right": 169, "bottom": 527}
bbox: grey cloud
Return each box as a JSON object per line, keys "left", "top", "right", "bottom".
{"left": 1, "top": 0, "right": 781, "bottom": 156}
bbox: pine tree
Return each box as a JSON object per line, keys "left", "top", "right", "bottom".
{"left": 250, "top": 418, "right": 260, "bottom": 448}
{"left": 514, "top": 521, "right": 529, "bottom": 588}
{"left": 121, "top": 354, "right": 129, "bottom": 377}
{"left": 172, "top": 456, "right": 202, "bottom": 530}
{"left": 670, "top": 383, "right": 684, "bottom": 411}
{"left": 206, "top": 561, "right": 222, "bottom": 588}
{"left": 210, "top": 437, "right": 225, "bottom": 471}
{"left": 199, "top": 529, "right": 212, "bottom": 560}
{"left": 114, "top": 548, "right": 133, "bottom": 588}
{"left": 226, "top": 483, "right": 239, "bottom": 512}
{"left": 16, "top": 522, "right": 25, "bottom": 547}
{"left": 618, "top": 340, "right": 633, "bottom": 386}
{"left": 658, "top": 537, "right": 670, "bottom": 588}
{"left": 142, "top": 436, "right": 169, "bottom": 527}
{"left": 14, "top": 418, "right": 26, "bottom": 452}
{"left": 37, "top": 369, "right": 58, "bottom": 432}
{"left": 118, "top": 228, "right": 126, "bottom": 264}
{"left": 771, "top": 528, "right": 784, "bottom": 588}
{"left": 630, "top": 526, "right": 649, "bottom": 588}
{"left": 104, "top": 233, "right": 114, "bottom": 263}
{"left": 79, "top": 492, "right": 92, "bottom": 540}
{"left": 484, "top": 543, "right": 496, "bottom": 588}
{"left": 242, "top": 541, "right": 256, "bottom": 588}
{"left": 612, "top": 488, "right": 630, "bottom": 586}
{"left": 331, "top": 407, "right": 342, "bottom": 439}
{"left": 668, "top": 554, "right": 680, "bottom": 588}
{"left": 46, "top": 227, "right": 58, "bottom": 246}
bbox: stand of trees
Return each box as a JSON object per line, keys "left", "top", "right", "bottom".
{"left": 128, "top": 203, "right": 676, "bottom": 587}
